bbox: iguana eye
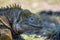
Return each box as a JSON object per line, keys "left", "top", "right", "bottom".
{"left": 30, "top": 18, "right": 34, "bottom": 20}
{"left": 29, "top": 17, "right": 35, "bottom": 22}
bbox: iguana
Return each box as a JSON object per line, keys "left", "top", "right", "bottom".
{"left": 0, "top": 4, "right": 41, "bottom": 40}
{"left": 1, "top": 4, "right": 60, "bottom": 40}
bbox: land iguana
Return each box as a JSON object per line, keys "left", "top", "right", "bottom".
{"left": 0, "top": 4, "right": 41, "bottom": 40}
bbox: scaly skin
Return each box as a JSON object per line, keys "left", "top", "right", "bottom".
{"left": 0, "top": 6, "right": 60, "bottom": 40}
{"left": 0, "top": 4, "right": 42, "bottom": 40}
{"left": 0, "top": 4, "right": 25, "bottom": 40}
{"left": 0, "top": 3, "right": 41, "bottom": 36}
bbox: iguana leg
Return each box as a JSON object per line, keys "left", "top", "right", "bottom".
{"left": 0, "top": 29, "right": 12, "bottom": 40}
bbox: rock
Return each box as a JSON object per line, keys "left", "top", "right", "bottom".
{"left": 0, "top": 29, "right": 12, "bottom": 40}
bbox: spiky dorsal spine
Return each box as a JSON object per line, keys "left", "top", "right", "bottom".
{"left": 0, "top": 4, "right": 21, "bottom": 9}
{"left": 9, "top": 4, "right": 21, "bottom": 8}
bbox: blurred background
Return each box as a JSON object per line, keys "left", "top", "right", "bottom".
{"left": 0, "top": 0, "right": 60, "bottom": 13}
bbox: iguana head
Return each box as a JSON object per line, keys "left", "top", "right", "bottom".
{"left": 12, "top": 9, "right": 41, "bottom": 34}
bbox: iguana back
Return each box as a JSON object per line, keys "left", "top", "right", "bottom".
{"left": 0, "top": 5, "right": 22, "bottom": 32}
